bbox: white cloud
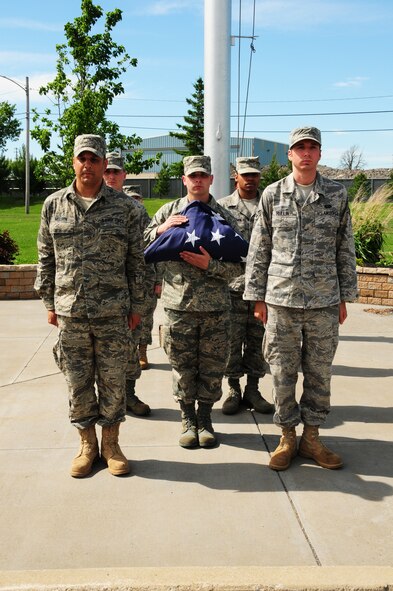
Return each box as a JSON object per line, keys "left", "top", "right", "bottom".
{"left": 334, "top": 77, "right": 369, "bottom": 88}
{"left": 0, "top": 51, "right": 55, "bottom": 67}
{"left": 0, "top": 17, "right": 62, "bottom": 32}
{"left": 0, "top": 73, "right": 57, "bottom": 106}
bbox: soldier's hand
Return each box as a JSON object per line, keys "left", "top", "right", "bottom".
{"left": 128, "top": 313, "right": 141, "bottom": 330}
{"left": 157, "top": 215, "right": 188, "bottom": 236}
{"left": 254, "top": 301, "right": 267, "bottom": 324}
{"left": 339, "top": 301, "right": 348, "bottom": 324}
{"left": 47, "top": 310, "right": 58, "bottom": 327}
{"left": 179, "top": 246, "right": 211, "bottom": 270}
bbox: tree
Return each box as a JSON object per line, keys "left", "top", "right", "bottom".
{"left": 259, "top": 154, "right": 291, "bottom": 192}
{"left": 0, "top": 101, "right": 22, "bottom": 152}
{"left": 31, "top": 0, "right": 160, "bottom": 186}
{"left": 0, "top": 155, "right": 11, "bottom": 193}
{"left": 169, "top": 77, "right": 204, "bottom": 157}
{"left": 9, "top": 146, "right": 46, "bottom": 196}
{"left": 339, "top": 145, "right": 366, "bottom": 171}
{"left": 153, "top": 162, "right": 171, "bottom": 197}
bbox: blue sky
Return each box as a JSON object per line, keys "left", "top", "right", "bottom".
{"left": 1, "top": 0, "right": 392, "bottom": 169}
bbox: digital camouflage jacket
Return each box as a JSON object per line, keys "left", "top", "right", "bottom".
{"left": 244, "top": 173, "right": 358, "bottom": 308}
{"left": 35, "top": 181, "right": 145, "bottom": 318}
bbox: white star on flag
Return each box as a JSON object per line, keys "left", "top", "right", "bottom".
{"left": 185, "top": 229, "right": 200, "bottom": 247}
{"left": 211, "top": 228, "right": 225, "bottom": 245}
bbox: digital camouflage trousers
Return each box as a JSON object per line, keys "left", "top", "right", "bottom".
{"left": 263, "top": 304, "right": 340, "bottom": 427}
{"left": 161, "top": 308, "right": 230, "bottom": 405}
{"left": 54, "top": 316, "right": 130, "bottom": 429}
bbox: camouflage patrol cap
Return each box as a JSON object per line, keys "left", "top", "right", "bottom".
{"left": 183, "top": 155, "right": 211, "bottom": 176}
{"left": 124, "top": 185, "right": 142, "bottom": 198}
{"left": 236, "top": 156, "right": 261, "bottom": 175}
{"left": 74, "top": 134, "right": 106, "bottom": 158}
{"left": 289, "top": 126, "right": 321, "bottom": 149}
{"left": 106, "top": 151, "right": 124, "bottom": 170}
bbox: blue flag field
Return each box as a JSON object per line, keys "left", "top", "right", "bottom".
{"left": 144, "top": 201, "right": 249, "bottom": 264}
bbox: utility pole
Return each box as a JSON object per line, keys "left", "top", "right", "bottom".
{"left": 204, "top": 0, "right": 231, "bottom": 199}
{"left": 0, "top": 75, "right": 30, "bottom": 213}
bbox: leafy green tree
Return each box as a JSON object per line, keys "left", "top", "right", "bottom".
{"left": 168, "top": 161, "right": 184, "bottom": 179}
{"left": 348, "top": 172, "right": 371, "bottom": 201}
{"left": 153, "top": 162, "right": 171, "bottom": 197}
{"left": 9, "top": 146, "right": 45, "bottom": 196}
{"left": 0, "top": 155, "right": 11, "bottom": 193}
{"left": 31, "top": 0, "right": 160, "bottom": 186}
{"left": 170, "top": 77, "right": 204, "bottom": 156}
{"left": 0, "top": 101, "right": 22, "bottom": 152}
{"left": 259, "top": 154, "right": 291, "bottom": 192}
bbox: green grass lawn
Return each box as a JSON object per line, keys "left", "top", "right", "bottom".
{"left": 1, "top": 193, "right": 392, "bottom": 265}
{"left": 0, "top": 194, "right": 173, "bottom": 264}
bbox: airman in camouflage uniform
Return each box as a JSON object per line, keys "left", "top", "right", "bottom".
{"left": 219, "top": 157, "right": 273, "bottom": 415}
{"left": 144, "top": 155, "right": 242, "bottom": 448}
{"left": 244, "top": 127, "right": 358, "bottom": 471}
{"left": 35, "top": 135, "right": 145, "bottom": 478}
{"left": 104, "top": 151, "right": 159, "bottom": 416}
{"left": 124, "top": 186, "right": 163, "bottom": 373}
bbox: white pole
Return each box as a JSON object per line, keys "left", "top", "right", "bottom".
{"left": 0, "top": 74, "right": 30, "bottom": 213}
{"left": 204, "top": 0, "right": 231, "bottom": 199}
{"left": 25, "top": 76, "right": 30, "bottom": 214}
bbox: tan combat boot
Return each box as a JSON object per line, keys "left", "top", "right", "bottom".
{"left": 197, "top": 402, "right": 217, "bottom": 448}
{"left": 101, "top": 423, "right": 130, "bottom": 476}
{"left": 179, "top": 401, "right": 198, "bottom": 448}
{"left": 70, "top": 425, "right": 99, "bottom": 478}
{"left": 139, "top": 344, "right": 149, "bottom": 370}
{"left": 298, "top": 425, "right": 343, "bottom": 469}
{"left": 269, "top": 426, "right": 297, "bottom": 471}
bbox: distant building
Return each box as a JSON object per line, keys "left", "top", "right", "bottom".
{"left": 124, "top": 134, "right": 289, "bottom": 175}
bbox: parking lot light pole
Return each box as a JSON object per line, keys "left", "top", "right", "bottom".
{"left": 0, "top": 75, "right": 30, "bottom": 213}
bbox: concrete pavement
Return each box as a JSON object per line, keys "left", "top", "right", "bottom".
{"left": 0, "top": 299, "right": 392, "bottom": 591}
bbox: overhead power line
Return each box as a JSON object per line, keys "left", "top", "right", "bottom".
{"left": 107, "top": 109, "right": 393, "bottom": 118}
{"left": 239, "top": 109, "right": 393, "bottom": 118}
{"left": 115, "top": 125, "right": 393, "bottom": 134}
{"left": 111, "top": 93, "right": 393, "bottom": 104}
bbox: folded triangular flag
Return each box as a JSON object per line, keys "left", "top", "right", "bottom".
{"left": 144, "top": 200, "right": 248, "bottom": 264}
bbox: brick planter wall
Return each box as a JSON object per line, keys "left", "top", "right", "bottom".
{"left": 356, "top": 266, "right": 393, "bottom": 306}
{"left": 0, "top": 264, "right": 39, "bottom": 300}
{"left": 1, "top": 264, "right": 393, "bottom": 305}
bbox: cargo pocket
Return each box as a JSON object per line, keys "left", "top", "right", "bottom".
{"left": 160, "top": 324, "right": 172, "bottom": 358}
{"left": 53, "top": 333, "right": 64, "bottom": 372}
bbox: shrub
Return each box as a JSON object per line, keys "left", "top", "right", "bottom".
{"left": 348, "top": 172, "right": 371, "bottom": 201}
{"left": 351, "top": 185, "right": 393, "bottom": 266}
{"left": 0, "top": 229, "right": 20, "bottom": 264}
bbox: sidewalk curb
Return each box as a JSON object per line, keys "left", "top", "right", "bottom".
{"left": 1, "top": 566, "right": 393, "bottom": 591}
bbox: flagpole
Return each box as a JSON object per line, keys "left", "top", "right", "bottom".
{"left": 204, "top": 0, "right": 231, "bottom": 200}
